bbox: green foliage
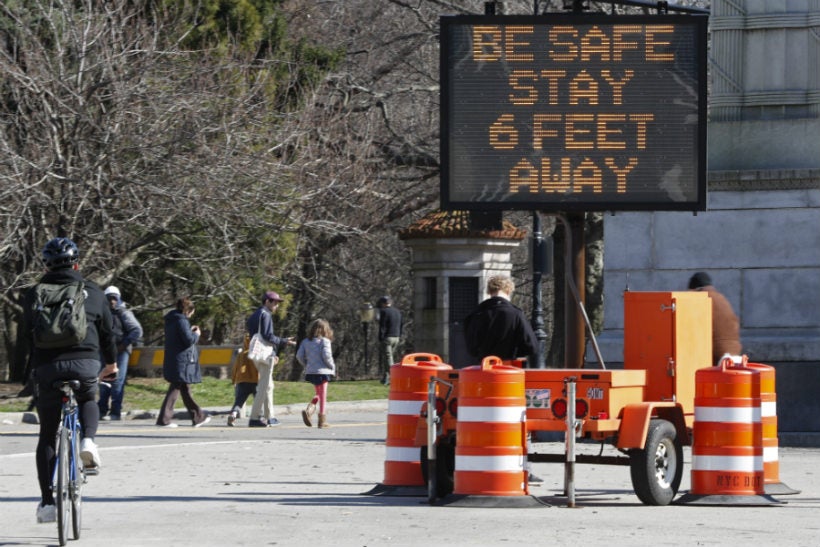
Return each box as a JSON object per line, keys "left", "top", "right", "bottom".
{"left": 161, "top": 0, "right": 342, "bottom": 110}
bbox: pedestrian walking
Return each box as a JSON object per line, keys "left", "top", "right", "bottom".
{"left": 296, "top": 319, "right": 336, "bottom": 428}
{"left": 227, "top": 333, "right": 258, "bottom": 426}
{"left": 245, "top": 291, "right": 295, "bottom": 427}
{"left": 98, "top": 286, "right": 142, "bottom": 421}
{"left": 156, "top": 297, "right": 210, "bottom": 428}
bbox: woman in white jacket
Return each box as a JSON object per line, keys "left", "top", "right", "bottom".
{"left": 296, "top": 319, "right": 336, "bottom": 428}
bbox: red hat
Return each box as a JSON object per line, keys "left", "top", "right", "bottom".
{"left": 263, "top": 291, "right": 284, "bottom": 303}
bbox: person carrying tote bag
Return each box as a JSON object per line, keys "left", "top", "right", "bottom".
{"left": 245, "top": 291, "right": 295, "bottom": 427}
{"left": 248, "top": 316, "right": 275, "bottom": 363}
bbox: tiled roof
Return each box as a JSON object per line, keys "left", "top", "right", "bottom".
{"left": 399, "top": 210, "right": 526, "bottom": 240}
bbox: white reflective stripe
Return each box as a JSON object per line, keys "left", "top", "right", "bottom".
{"left": 387, "top": 399, "right": 424, "bottom": 416}
{"left": 455, "top": 454, "right": 524, "bottom": 472}
{"left": 763, "top": 446, "right": 779, "bottom": 463}
{"left": 691, "top": 454, "right": 763, "bottom": 472}
{"left": 694, "top": 406, "right": 761, "bottom": 423}
{"left": 385, "top": 446, "right": 420, "bottom": 462}
{"left": 761, "top": 401, "right": 777, "bottom": 418}
{"left": 458, "top": 405, "right": 526, "bottom": 423}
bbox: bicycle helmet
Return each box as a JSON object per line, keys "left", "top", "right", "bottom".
{"left": 41, "top": 237, "right": 80, "bottom": 270}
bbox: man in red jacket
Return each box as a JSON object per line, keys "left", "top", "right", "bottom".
{"left": 688, "top": 271, "right": 742, "bottom": 363}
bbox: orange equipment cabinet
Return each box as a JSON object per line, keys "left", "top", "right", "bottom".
{"left": 623, "top": 291, "right": 712, "bottom": 425}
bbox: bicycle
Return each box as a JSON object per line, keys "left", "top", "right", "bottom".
{"left": 52, "top": 379, "right": 95, "bottom": 546}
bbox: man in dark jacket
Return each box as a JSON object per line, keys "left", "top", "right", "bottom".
{"left": 688, "top": 271, "right": 742, "bottom": 363}
{"left": 156, "top": 297, "right": 210, "bottom": 427}
{"left": 98, "top": 285, "right": 143, "bottom": 421}
{"left": 22, "top": 237, "right": 117, "bottom": 524}
{"left": 377, "top": 296, "right": 403, "bottom": 385}
{"left": 464, "top": 275, "right": 538, "bottom": 363}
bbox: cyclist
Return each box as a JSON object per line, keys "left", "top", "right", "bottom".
{"left": 22, "top": 237, "right": 118, "bottom": 524}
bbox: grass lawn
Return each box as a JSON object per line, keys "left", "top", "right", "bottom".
{"left": 0, "top": 376, "right": 390, "bottom": 414}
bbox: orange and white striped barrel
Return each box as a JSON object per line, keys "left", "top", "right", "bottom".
{"left": 690, "top": 357, "right": 764, "bottom": 496}
{"left": 744, "top": 361, "right": 779, "bottom": 489}
{"left": 454, "top": 357, "right": 527, "bottom": 497}
{"left": 744, "top": 360, "right": 799, "bottom": 494}
{"left": 383, "top": 353, "right": 452, "bottom": 486}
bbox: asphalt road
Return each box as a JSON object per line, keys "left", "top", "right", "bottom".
{"left": 2, "top": 403, "right": 819, "bottom": 547}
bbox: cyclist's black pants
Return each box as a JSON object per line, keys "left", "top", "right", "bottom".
{"left": 34, "top": 359, "right": 99, "bottom": 504}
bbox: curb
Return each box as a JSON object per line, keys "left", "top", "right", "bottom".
{"left": 0, "top": 399, "right": 389, "bottom": 426}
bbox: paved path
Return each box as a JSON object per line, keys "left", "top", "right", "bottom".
{"left": 2, "top": 405, "right": 819, "bottom": 546}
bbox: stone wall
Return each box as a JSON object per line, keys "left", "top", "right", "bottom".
{"left": 590, "top": 178, "right": 820, "bottom": 441}
{"left": 593, "top": 180, "right": 820, "bottom": 365}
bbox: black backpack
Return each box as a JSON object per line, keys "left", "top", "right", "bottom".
{"left": 31, "top": 281, "right": 88, "bottom": 349}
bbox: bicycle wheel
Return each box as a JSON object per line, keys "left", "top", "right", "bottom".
{"left": 71, "top": 427, "right": 83, "bottom": 539}
{"left": 56, "top": 423, "right": 71, "bottom": 546}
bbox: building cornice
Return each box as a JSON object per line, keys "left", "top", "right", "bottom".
{"left": 708, "top": 169, "right": 820, "bottom": 191}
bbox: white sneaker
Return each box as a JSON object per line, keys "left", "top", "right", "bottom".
{"left": 80, "top": 437, "right": 101, "bottom": 469}
{"left": 36, "top": 503, "right": 56, "bottom": 523}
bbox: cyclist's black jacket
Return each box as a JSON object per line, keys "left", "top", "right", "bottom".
{"left": 22, "top": 267, "right": 118, "bottom": 367}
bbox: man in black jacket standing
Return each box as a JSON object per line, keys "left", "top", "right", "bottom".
{"left": 377, "top": 296, "right": 403, "bottom": 385}
{"left": 22, "top": 238, "right": 117, "bottom": 523}
{"left": 464, "top": 275, "right": 537, "bottom": 364}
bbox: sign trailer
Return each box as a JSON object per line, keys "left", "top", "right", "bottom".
{"left": 440, "top": 14, "right": 708, "bottom": 212}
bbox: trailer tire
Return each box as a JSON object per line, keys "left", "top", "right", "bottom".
{"left": 629, "top": 419, "right": 683, "bottom": 506}
{"left": 420, "top": 443, "right": 455, "bottom": 498}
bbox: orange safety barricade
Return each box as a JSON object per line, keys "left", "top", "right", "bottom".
{"left": 691, "top": 357, "right": 763, "bottom": 496}
{"left": 383, "top": 353, "right": 452, "bottom": 487}
{"left": 453, "top": 357, "right": 528, "bottom": 497}
{"left": 745, "top": 361, "right": 800, "bottom": 495}
{"left": 681, "top": 356, "right": 780, "bottom": 505}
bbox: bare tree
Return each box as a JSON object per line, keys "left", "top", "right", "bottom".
{"left": 1, "top": 0, "right": 712, "bottom": 381}
{"left": 273, "top": 0, "right": 711, "bottom": 374}
{"left": 0, "top": 1, "right": 321, "bottom": 379}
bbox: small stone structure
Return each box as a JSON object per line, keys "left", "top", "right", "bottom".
{"left": 400, "top": 211, "right": 525, "bottom": 367}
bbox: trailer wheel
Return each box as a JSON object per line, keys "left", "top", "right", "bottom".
{"left": 629, "top": 419, "right": 683, "bottom": 506}
{"left": 420, "top": 443, "right": 455, "bottom": 498}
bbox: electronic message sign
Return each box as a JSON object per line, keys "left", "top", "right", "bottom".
{"left": 440, "top": 14, "right": 708, "bottom": 211}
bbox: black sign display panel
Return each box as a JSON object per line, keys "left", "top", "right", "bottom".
{"left": 440, "top": 14, "right": 708, "bottom": 211}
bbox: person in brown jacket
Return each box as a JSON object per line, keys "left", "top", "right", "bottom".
{"left": 688, "top": 272, "right": 742, "bottom": 363}
{"left": 227, "top": 334, "right": 259, "bottom": 426}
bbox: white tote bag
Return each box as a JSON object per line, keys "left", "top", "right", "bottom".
{"left": 247, "top": 310, "right": 274, "bottom": 363}
{"left": 247, "top": 333, "right": 274, "bottom": 362}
